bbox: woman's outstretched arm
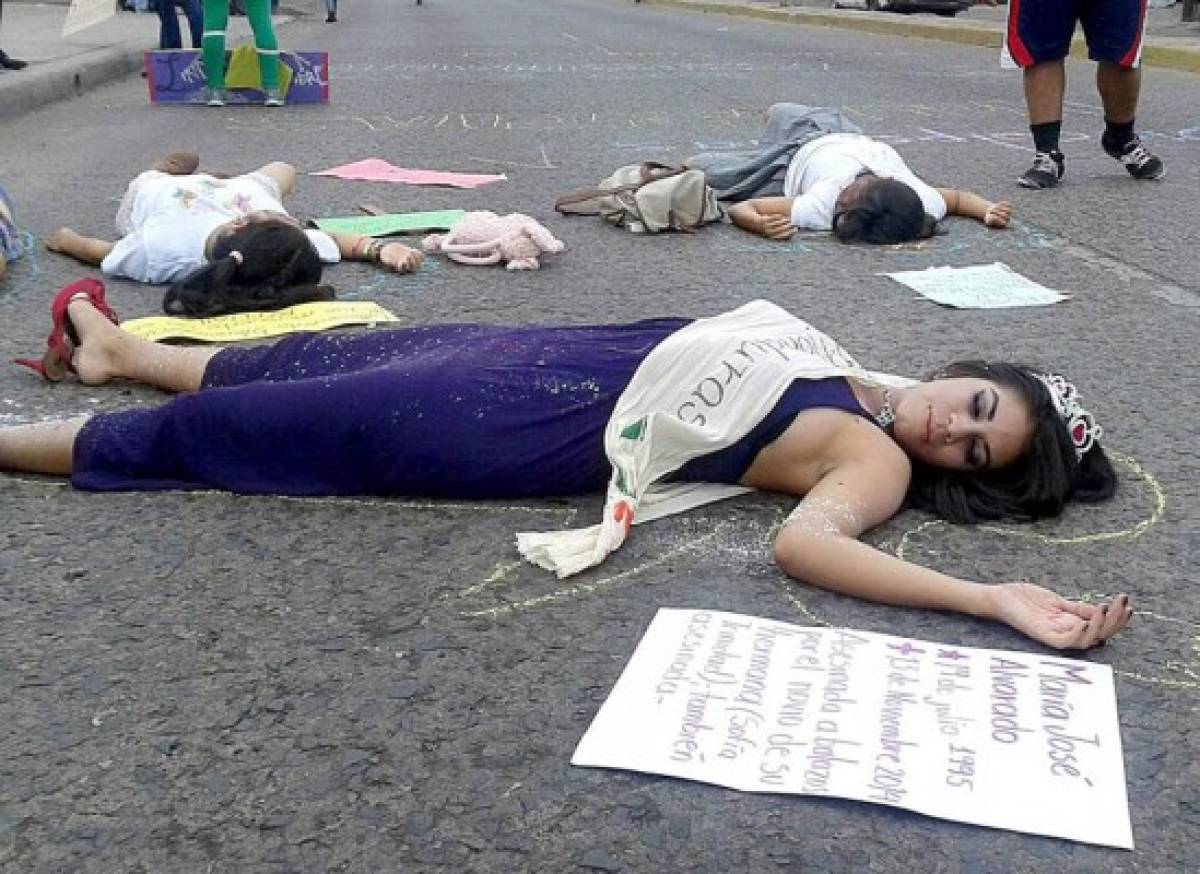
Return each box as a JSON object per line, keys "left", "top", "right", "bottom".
{"left": 328, "top": 232, "right": 424, "bottom": 273}
{"left": 727, "top": 197, "right": 796, "bottom": 240}
{"left": 936, "top": 187, "right": 1013, "bottom": 229}
{"left": 772, "top": 459, "right": 1130, "bottom": 649}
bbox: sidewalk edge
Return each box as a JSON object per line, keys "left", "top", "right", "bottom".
{"left": 0, "top": 46, "right": 146, "bottom": 122}
{"left": 641, "top": 0, "right": 1200, "bottom": 74}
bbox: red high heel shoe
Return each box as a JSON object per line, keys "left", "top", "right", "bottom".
{"left": 14, "top": 278, "right": 119, "bottom": 381}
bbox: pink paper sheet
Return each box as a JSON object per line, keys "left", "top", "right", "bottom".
{"left": 311, "top": 158, "right": 506, "bottom": 188}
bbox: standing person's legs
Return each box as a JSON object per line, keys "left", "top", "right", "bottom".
{"left": 157, "top": 0, "right": 183, "bottom": 50}
{"left": 182, "top": 0, "right": 204, "bottom": 48}
{"left": 242, "top": 0, "right": 281, "bottom": 98}
{"left": 325, "top": 0, "right": 337, "bottom": 22}
{"left": 0, "top": 0, "right": 29, "bottom": 71}
{"left": 1007, "top": 0, "right": 1074, "bottom": 188}
{"left": 201, "top": 0, "right": 229, "bottom": 102}
{"left": 1085, "top": 0, "right": 1164, "bottom": 178}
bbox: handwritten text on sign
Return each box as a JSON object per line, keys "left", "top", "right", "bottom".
{"left": 572, "top": 609, "right": 1132, "bottom": 849}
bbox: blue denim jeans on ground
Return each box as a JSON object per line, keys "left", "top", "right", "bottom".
{"left": 158, "top": 0, "right": 203, "bottom": 49}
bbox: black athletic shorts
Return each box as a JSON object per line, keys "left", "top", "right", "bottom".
{"left": 1006, "top": 0, "right": 1147, "bottom": 68}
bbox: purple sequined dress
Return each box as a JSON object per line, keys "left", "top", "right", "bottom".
{"left": 72, "top": 319, "right": 875, "bottom": 497}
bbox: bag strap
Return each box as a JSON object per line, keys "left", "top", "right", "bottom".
{"left": 639, "top": 162, "right": 687, "bottom": 183}
{"left": 554, "top": 179, "right": 647, "bottom": 216}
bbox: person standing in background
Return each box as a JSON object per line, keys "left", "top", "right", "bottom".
{"left": 157, "top": 0, "right": 204, "bottom": 50}
{"left": 0, "top": 0, "right": 29, "bottom": 71}
{"left": 1007, "top": 0, "right": 1165, "bottom": 188}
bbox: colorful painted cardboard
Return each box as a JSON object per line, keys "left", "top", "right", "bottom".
{"left": 145, "top": 49, "right": 329, "bottom": 105}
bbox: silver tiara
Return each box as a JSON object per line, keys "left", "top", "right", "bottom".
{"left": 1035, "top": 374, "right": 1102, "bottom": 460}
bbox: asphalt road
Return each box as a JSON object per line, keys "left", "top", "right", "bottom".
{"left": 1, "top": 0, "right": 1198, "bottom": 870}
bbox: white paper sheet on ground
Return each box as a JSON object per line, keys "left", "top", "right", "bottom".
{"left": 883, "top": 262, "right": 1070, "bottom": 308}
{"left": 1000, "top": 39, "right": 1019, "bottom": 70}
{"left": 62, "top": 0, "right": 116, "bottom": 36}
{"left": 573, "top": 609, "right": 1133, "bottom": 849}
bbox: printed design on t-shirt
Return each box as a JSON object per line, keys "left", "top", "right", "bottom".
{"left": 172, "top": 187, "right": 200, "bottom": 210}
{"left": 229, "top": 192, "right": 254, "bottom": 214}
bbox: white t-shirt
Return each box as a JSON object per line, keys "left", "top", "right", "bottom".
{"left": 102, "top": 171, "right": 340, "bottom": 284}
{"left": 782, "top": 133, "right": 947, "bottom": 230}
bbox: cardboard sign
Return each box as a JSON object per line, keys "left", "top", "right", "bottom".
{"left": 311, "top": 159, "right": 506, "bottom": 188}
{"left": 311, "top": 210, "right": 466, "bottom": 237}
{"left": 62, "top": 0, "right": 115, "bottom": 37}
{"left": 883, "top": 262, "right": 1070, "bottom": 309}
{"left": 145, "top": 50, "right": 329, "bottom": 105}
{"left": 574, "top": 609, "right": 1133, "bottom": 849}
{"left": 120, "top": 301, "right": 399, "bottom": 343}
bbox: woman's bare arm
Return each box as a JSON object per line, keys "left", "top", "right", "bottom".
{"left": 728, "top": 197, "right": 796, "bottom": 240}
{"left": 773, "top": 456, "right": 1130, "bottom": 648}
{"left": 936, "top": 188, "right": 1013, "bottom": 229}
{"left": 328, "top": 232, "right": 424, "bottom": 273}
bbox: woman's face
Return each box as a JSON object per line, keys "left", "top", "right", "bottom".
{"left": 891, "top": 378, "right": 1034, "bottom": 473}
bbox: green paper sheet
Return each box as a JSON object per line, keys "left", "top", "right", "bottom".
{"left": 312, "top": 210, "right": 466, "bottom": 237}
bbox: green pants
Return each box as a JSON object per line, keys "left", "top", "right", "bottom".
{"left": 202, "top": 0, "right": 279, "bottom": 91}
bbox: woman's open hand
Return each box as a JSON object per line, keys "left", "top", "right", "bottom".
{"left": 990, "top": 583, "right": 1131, "bottom": 649}
{"left": 379, "top": 242, "right": 424, "bottom": 274}
{"left": 758, "top": 214, "right": 796, "bottom": 241}
{"left": 984, "top": 201, "right": 1013, "bottom": 229}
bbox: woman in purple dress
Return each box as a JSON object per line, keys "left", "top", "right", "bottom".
{"left": 2, "top": 286, "right": 1129, "bottom": 651}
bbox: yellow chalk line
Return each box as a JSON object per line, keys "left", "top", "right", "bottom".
{"left": 896, "top": 450, "right": 1164, "bottom": 561}
{"left": 459, "top": 527, "right": 727, "bottom": 620}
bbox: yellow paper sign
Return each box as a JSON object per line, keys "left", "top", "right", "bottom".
{"left": 120, "top": 302, "right": 400, "bottom": 344}
{"left": 225, "top": 43, "right": 294, "bottom": 96}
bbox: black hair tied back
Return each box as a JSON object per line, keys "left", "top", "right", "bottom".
{"left": 164, "top": 223, "right": 335, "bottom": 317}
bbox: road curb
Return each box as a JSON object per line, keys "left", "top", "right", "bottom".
{"left": 0, "top": 45, "right": 146, "bottom": 122}
{"left": 640, "top": 0, "right": 1200, "bottom": 74}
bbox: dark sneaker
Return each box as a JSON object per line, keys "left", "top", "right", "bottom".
{"left": 1018, "top": 150, "right": 1065, "bottom": 189}
{"left": 0, "top": 50, "right": 27, "bottom": 71}
{"left": 1103, "top": 136, "right": 1164, "bottom": 180}
{"left": 326, "top": 11, "right": 337, "bottom": 21}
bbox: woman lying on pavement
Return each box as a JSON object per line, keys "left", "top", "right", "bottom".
{"left": 38, "top": 154, "right": 421, "bottom": 363}
{"left": 4, "top": 293, "right": 1127, "bottom": 651}
{"left": 689, "top": 104, "right": 1013, "bottom": 245}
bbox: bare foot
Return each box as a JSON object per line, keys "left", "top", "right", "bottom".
{"left": 66, "top": 298, "right": 127, "bottom": 386}
{"left": 154, "top": 151, "right": 201, "bottom": 175}
{"left": 44, "top": 227, "right": 80, "bottom": 254}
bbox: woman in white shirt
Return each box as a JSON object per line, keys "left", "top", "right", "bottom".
{"left": 44, "top": 153, "right": 423, "bottom": 315}
{"left": 726, "top": 133, "right": 1014, "bottom": 245}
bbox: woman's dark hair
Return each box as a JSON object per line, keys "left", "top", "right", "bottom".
{"left": 906, "top": 361, "right": 1117, "bottom": 524}
{"left": 832, "top": 178, "right": 938, "bottom": 245}
{"left": 164, "top": 222, "right": 335, "bottom": 317}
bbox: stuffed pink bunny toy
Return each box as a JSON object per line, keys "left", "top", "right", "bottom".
{"left": 422, "top": 211, "right": 564, "bottom": 270}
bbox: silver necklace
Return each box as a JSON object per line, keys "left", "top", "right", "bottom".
{"left": 873, "top": 389, "right": 895, "bottom": 429}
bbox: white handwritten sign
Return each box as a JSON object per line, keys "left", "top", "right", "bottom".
{"left": 62, "top": 0, "right": 116, "bottom": 37}
{"left": 883, "top": 262, "right": 1070, "bottom": 309}
{"left": 573, "top": 609, "right": 1132, "bottom": 849}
